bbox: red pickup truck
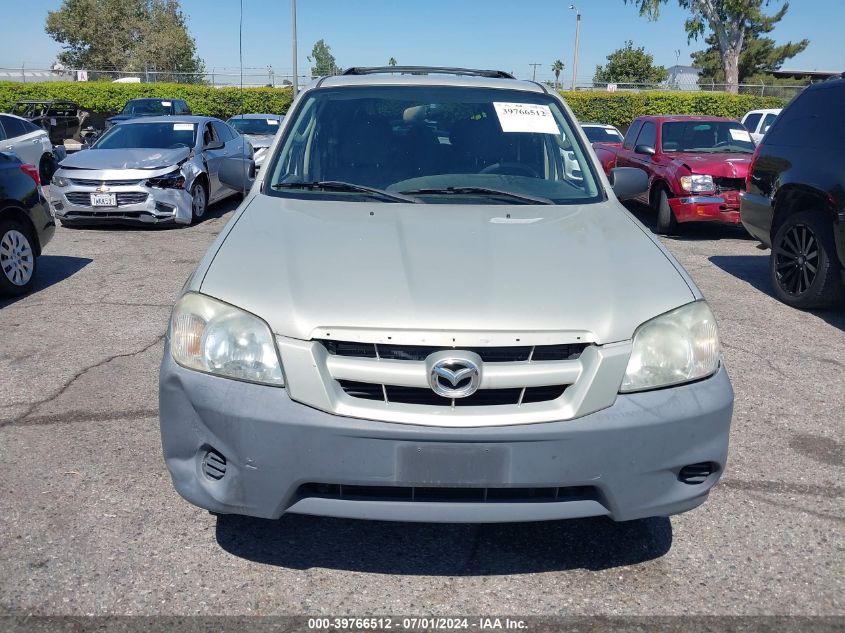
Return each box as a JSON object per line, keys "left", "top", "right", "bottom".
{"left": 593, "top": 115, "right": 755, "bottom": 234}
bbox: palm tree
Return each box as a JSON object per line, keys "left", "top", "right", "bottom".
{"left": 388, "top": 57, "right": 397, "bottom": 67}
{"left": 552, "top": 59, "right": 565, "bottom": 90}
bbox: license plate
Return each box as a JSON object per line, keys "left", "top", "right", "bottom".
{"left": 396, "top": 444, "right": 509, "bottom": 485}
{"left": 90, "top": 193, "right": 116, "bottom": 206}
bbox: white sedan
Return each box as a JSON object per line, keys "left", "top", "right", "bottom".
{"left": 0, "top": 113, "right": 57, "bottom": 181}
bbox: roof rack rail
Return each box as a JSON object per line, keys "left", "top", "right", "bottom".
{"left": 342, "top": 66, "right": 516, "bottom": 80}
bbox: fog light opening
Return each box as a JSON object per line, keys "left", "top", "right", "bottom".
{"left": 201, "top": 448, "right": 227, "bottom": 481}
{"left": 678, "top": 462, "right": 718, "bottom": 485}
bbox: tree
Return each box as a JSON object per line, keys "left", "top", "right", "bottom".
{"left": 690, "top": 3, "right": 808, "bottom": 84}
{"left": 308, "top": 39, "right": 339, "bottom": 77}
{"left": 388, "top": 57, "right": 397, "bottom": 67}
{"left": 624, "top": 0, "right": 801, "bottom": 93}
{"left": 593, "top": 41, "right": 668, "bottom": 85}
{"left": 45, "top": 0, "right": 204, "bottom": 77}
{"left": 551, "top": 59, "right": 565, "bottom": 89}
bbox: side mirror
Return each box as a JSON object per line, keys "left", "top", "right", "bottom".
{"left": 634, "top": 144, "right": 656, "bottom": 156}
{"left": 204, "top": 139, "right": 224, "bottom": 151}
{"left": 763, "top": 125, "right": 770, "bottom": 133}
{"left": 609, "top": 167, "right": 648, "bottom": 201}
{"left": 218, "top": 157, "right": 255, "bottom": 193}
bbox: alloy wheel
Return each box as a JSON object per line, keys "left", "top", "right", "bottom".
{"left": 774, "top": 223, "right": 819, "bottom": 296}
{"left": 192, "top": 183, "right": 207, "bottom": 219}
{"left": 0, "top": 229, "right": 35, "bottom": 287}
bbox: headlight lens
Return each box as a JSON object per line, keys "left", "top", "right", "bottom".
{"left": 170, "top": 293, "right": 284, "bottom": 386}
{"left": 146, "top": 168, "right": 185, "bottom": 189}
{"left": 679, "top": 174, "right": 715, "bottom": 193}
{"left": 620, "top": 301, "right": 720, "bottom": 393}
{"left": 51, "top": 174, "right": 69, "bottom": 187}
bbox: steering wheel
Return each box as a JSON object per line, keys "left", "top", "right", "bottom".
{"left": 479, "top": 162, "right": 540, "bottom": 178}
{"left": 713, "top": 140, "right": 733, "bottom": 148}
{"left": 167, "top": 143, "right": 189, "bottom": 149}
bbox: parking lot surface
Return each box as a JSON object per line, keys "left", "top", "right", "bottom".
{"left": 1, "top": 198, "right": 842, "bottom": 616}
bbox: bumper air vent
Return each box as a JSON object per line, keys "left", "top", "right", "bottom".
{"left": 678, "top": 462, "right": 718, "bottom": 485}
{"left": 201, "top": 448, "right": 227, "bottom": 481}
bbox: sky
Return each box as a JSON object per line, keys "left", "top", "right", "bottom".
{"left": 2, "top": 0, "right": 843, "bottom": 84}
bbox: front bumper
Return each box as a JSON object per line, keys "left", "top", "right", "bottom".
{"left": 50, "top": 184, "right": 192, "bottom": 225}
{"left": 669, "top": 193, "right": 741, "bottom": 225}
{"left": 159, "top": 350, "right": 734, "bottom": 523}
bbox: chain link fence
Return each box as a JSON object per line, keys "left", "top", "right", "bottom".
{"left": 2, "top": 65, "right": 815, "bottom": 99}
{"left": 0, "top": 66, "right": 310, "bottom": 87}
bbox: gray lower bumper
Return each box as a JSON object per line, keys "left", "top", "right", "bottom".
{"left": 159, "top": 351, "right": 734, "bottom": 523}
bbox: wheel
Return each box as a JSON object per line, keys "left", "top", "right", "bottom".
{"left": 190, "top": 179, "right": 208, "bottom": 223}
{"left": 770, "top": 209, "right": 844, "bottom": 309}
{"left": 0, "top": 219, "right": 37, "bottom": 296}
{"left": 39, "top": 153, "right": 58, "bottom": 184}
{"left": 654, "top": 187, "right": 678, "bottom": 235}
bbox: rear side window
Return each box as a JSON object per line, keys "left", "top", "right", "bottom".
{"left": 0, "top": 115, "right": 28, "bottom": 139}
{"left": 765, "top": 84, "right": 845, "bottom": 148}
{"left": 636, "top": 121, "right": 657, "bottom": 149}
{"left": 212, "top": 121, "right": 234, "bottom": 141}
{"left": 622, "top": 120, "right": 643, "bottom": 149}
{"left": 761, "top": 113, "right": 778, "bottom": 132}
{"left": 743, "top": 112, "right": 762, "bottom": 132}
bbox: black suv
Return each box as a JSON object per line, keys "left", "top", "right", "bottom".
{"left": 106, "top": 98, "right": 192, "bottom": 129}
{"left": 741, "top": 77, "right": 845, "bottom": 309}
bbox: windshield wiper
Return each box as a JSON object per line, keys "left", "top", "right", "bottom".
{"left": 399, "top": 186, "right": 554, "bottom": 205}
{"left": 272, "top": 180, "right": 419, "bottom": 203}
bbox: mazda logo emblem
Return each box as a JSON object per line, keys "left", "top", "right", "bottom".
{"left": 427, "top": 354, "right": 482, "bottom": 398}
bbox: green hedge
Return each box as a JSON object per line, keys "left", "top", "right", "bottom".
{"left": 0, "top": 81, "right": 293, "bottom": 119}
{"left": 559, "top": 90, "right": 787, "bottom": 129}
{"left": 0, "top": 81, "right": 786, "bottom": 128}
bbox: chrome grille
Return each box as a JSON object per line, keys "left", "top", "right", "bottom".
{"left": 713, "top": 177, "right": 744, "bottom": 192}
{"left": 338, "top": 380, "right": 566, "bottom": 406}
{"left": 65, "top": 192, "right": 149, "bottom": 206}
{"left": 321, "top": 340, "right": 588, "bottom": 361}
{"left": 69, "top": 178, "right": 143, "bottom": 186}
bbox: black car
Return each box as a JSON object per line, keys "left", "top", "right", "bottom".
{"left": 106, "top": 98, "right": 192, "bottom": 129}
{"left": 10, "top": 100, "right": 87, "bottom": 145}
{"left": 0, "top": 152, "right": 55, "bottom": 296}
{"left": 740, "top": 77, "right": 845, "bottom": 309}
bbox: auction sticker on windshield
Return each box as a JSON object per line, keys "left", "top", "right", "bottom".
{"left": 729, "top": 128, "right": 752, "bottom": 142}
{"left": 494, "top": 102, "right": 559, "bottom": 134}
{"left": 173, "top": 123, "right": 194, "bottom": 131}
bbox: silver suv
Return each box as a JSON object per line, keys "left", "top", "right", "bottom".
{"left": 159, "top": 67, "right": 733, "bottom": 523}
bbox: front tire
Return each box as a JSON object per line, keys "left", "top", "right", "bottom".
{"left": 770, "top": 209, "right": 844, "bottom": 309}
{"left": 0, "top": 219, "right": 37, "bottom": 297}
{"left": 654, "top": 187, "right": 678, "bottom": 236}
{"left": 190, "top": 180, "right": 208, "bottom": 224}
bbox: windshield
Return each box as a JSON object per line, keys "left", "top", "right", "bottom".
{"left": 121, "top": 100, "right": 172, "bottom": 116}
{"left": 229, "top": 117, "right": 281, "bottom": 135}
{"left": 583, "top": 126, "right": 623, "bottom": 143}
{"left": 93, "top": 122, "right": 196, "bottom": 149}
{"left": 661, "top": 121, "right": 755, "bottom": 153}
{"left": 265, "top": 86, "right": 601, "bottom": 204}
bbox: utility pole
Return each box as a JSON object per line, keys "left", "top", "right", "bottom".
{"left": 291, "top": 0, "right": 298, "bottom": 94}
{"left": 529, "top": 63, "right": 541, "bottom": 81}
{"left": 569, "top": 4, "right": 581, "bottom": 90}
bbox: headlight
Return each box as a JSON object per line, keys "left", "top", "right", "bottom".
{"left": 170, "top": 293, "right": 284, "bottom": 386}
{"left": 679, "top": 174, "right": 715, "bottom": 193}
{"left": 620, "top": 301, "right": 720, "bottom": 393}
{"left": 146, "top": 168, "right": 185, "bottom": 189}
{"left": 51, "top": 174, "right": 69, "bottom": 187}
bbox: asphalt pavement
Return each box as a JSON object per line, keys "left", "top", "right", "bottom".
{"left": 0, "top": 197, "right": 842, "bottom": 617}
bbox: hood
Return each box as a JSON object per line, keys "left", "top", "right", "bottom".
{"left": 244, "top": 134, "right": 275, "bottom": 149}
{"left": 59, "top": 147, "right": 190, "bottom": 170}
{"left": 672, "top": 152, "right": 752, "bottom": 178}
{"left": 199, "top": 198, "right": 696, "bottom": 344}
